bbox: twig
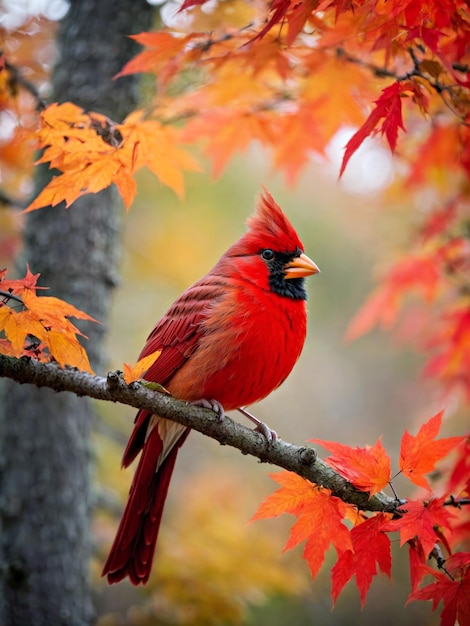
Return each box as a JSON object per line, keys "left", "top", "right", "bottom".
{"left": 3, "top": 57, "right": 48, "bottom": 111}
{"left": 335, "top": 45, "right": 470, "bottom": 126}
{"left": 430, "top": 544, "right": 454, "bottom": 581}
{"left": 0, "top": 290, "right": 24, "bottom": 306}
{"left": 444, "top": 495, "right": 470, "bottom": 508}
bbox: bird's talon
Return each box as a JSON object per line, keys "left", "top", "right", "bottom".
{"left": 254, "top": 423, "right": 278, "bottom": 444}
{"left": 191, "top": 398, "right": 225, "bottom": 420}
{"left": 238, "top": 406, "right": 277, "bottom": 444}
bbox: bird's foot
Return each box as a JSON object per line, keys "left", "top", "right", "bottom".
{"left": 238, "top": 406, "right": 278, "bottom": 444}
{"left": 191, "top": 398, "right": 225, "bottom": 420}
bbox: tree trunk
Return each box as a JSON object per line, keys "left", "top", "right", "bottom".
{"left": 0, "top": 2, "right": 155, "bottom": 624}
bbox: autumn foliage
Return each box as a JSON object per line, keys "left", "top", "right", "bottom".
{"left": 1, "top": 1, "right": 469, "bottom": 624}
{"left": 0, "top": 266, "right": 96, "bottom": 373}
{"left": 253, "top": 412, "right": 468, "bottom": 620}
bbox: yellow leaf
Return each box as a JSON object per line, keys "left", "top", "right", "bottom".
{"left": 46, "top": 330, "right": 94, "bottom": 374}
{"left": 123, "top": 350, "right": 161, "bottom": 384}
{"left": 0, "top": 304, "right": 12, "bottom": 331}
{"left": 3, "top": 310, "right": 48, "bottom": 355}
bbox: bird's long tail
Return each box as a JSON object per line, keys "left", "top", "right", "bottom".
{"left": 102, "top": 411, "right": 188, "bottom": 585}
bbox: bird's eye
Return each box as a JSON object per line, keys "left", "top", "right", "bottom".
{"left": 261, "top": 249, "right": 274, "bottom": 261}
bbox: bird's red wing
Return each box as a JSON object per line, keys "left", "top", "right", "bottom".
{"left": 121, "top": 277, "right": 225, "bottom": 467}
{"left": 138, "top": 278, "right": 225, "bottom": 386}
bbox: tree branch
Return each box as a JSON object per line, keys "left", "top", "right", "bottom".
{"left": 3, "top": 57, "right": 48, "bottom": 111}
{"left": 0, "top": 354, "right": 398, "bottom": 514}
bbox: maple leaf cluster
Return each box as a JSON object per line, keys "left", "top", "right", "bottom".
{"left": 346, "top": 199, "right": 470, "bottom": 400}
{"left": 13, "top": 0, "right": 468, "bottom": 401}
{"left": 253, "top": 412, "right": 469, "bottom": 624}
{"left": 0, "top": 267, "right": 96, "bottom": 373}
{"left": 117, "top": 0, "right": 470, "bottom": 180}
{"left": 24, "top": 103, "right": 199, "bottom": 212}
{"left": 12, "top": 0, "right": 467, "bottom": 203}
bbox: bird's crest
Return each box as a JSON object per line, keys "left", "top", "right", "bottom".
{"left": 243, "top": 188, "right": 304, "bottom": 253}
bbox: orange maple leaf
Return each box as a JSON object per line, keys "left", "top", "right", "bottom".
{"left": 24, "top": 103, "right": 128, "bottom": 211}
{"left": 24, "top": 103, "right": 200, "bottom": 212}
{"left": 331, "top": 513, "right": 392, "bottom": 607}
{"left": 0, "top": 307, "right": 47, "bottom": 355}
{"left": 0, "top": 338, "right": 16, "bottom": 356}
{"left": 251, "top": 470, "right": 317, "bottom": 519}
{"left": 345, "top": 253, "right": 442, "bottom": 341}
{"left": 117, "top": 111, "right": 200, "bottom": 198}
{"left": 407, "top": 123, "right": 461, "bottom": 188}
{"left": 46, "top": 330, "right": 93, "bottom": 373}
{"left": 311, "top": 437, "right": 391, "bottom": 497}
{"left": 123, "top": 351, "right": 162, "bottom": 385}
{"left": 252, "top": 471, "right": 353, "bottom": 581}
{"left": 181, "top": 107, "right": 274, "bottom": 178}
{"left": 270, "top": 99, "right": 328, "bottom": 185}
{"left": 399, "top": 411, "right": 466, "bottom": 489}
{"left": 21, "top": 290, "right": 96, "bottom": 329}
{"left": 0, "top": 264, "right": 42, "bottom": 295}
{"left": 0, "top": 267, "right": 97, "bottom": 373}
{"left": 115, "top": 32, "right": 199, "bottom": 91}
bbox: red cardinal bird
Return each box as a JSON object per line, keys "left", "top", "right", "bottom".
{"left": 102, "top": 189, "right": 319, "bottom": 585}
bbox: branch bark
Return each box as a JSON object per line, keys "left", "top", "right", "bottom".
{"left": 0, "top": 354, "right": 398, "bottom": 514}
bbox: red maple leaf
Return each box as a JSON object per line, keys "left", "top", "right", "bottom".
{"left": 285, "top": 0, "right": 318, "bottom": 46}
{"left": 399, "top": 411, "right": 466, "bottom": 489}
{"left": 446, "top": 437, "right": 470, "bottom": 498}
{"left": 331, "top": 513, "right": 392, "bottom": 607}
{"left": 249, "top": 0, "right": 291, "bottom": 44}
{"left": 424, "top": 306, "right": 470, "bottom": 402}
{"left": 387, "top": 497, "right": 456, "bottom": 558}
{"left": 407, "top": 552, "right": 470, "bottom": 626}
{"left": 340, "top": 81, "right": 406, "bottom": 177}
{"left": 178, "top": 0, "right": 211, "bottom": 11}
{"left": 408, "top": 539, "right": 429, "bottom": 592}
{"left": 311, "top": 437, "right": 391, "bottom": 497}
{"left": 285, "top": 489, "right": 353, "bottom": 582}
{"left": 344, "top": 252, "right": 442, "bottom": 341}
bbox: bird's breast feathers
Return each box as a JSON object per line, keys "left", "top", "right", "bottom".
{"left": 167, "top": 283, "right": 307, "bottom": 410}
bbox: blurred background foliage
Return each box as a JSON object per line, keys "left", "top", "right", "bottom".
{"left": 1, "top": 1, "right": 468, "bottom": 624}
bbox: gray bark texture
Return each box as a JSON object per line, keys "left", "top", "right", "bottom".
{"left": 0, "top": 2, "right": 155, "bottom": 625}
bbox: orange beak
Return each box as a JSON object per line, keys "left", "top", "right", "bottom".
{"left": 284, "top": 252, "right": 320, "bottom": 279}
